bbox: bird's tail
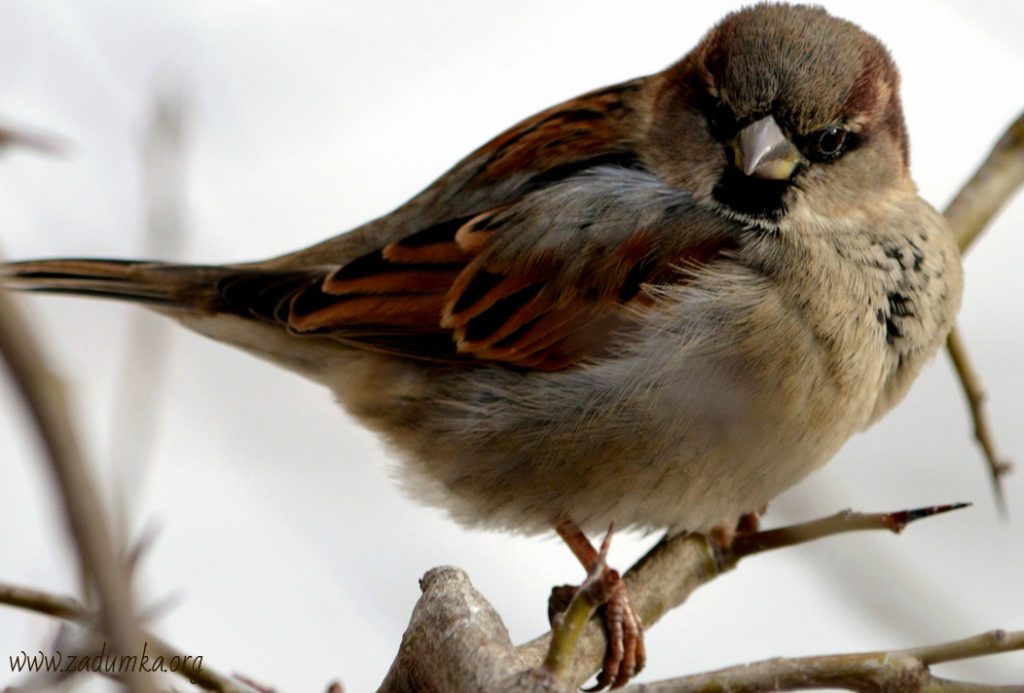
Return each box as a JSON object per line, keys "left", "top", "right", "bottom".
{"left": 0, "top": 258, "right": 233, "bottom": 312}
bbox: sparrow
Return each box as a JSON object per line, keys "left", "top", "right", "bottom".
{"left": 1, "top": 3, "right": 963, "bottom": 688}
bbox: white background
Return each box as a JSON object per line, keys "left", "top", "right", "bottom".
{"left": 1, "top": 1, "right": 1022, "bottom": 690}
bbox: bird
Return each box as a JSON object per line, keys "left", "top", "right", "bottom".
{"left": 1, "top": 3, "right": 963, "bottom": 688}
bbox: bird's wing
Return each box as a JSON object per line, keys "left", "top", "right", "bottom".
{"left": 221, "top": 168, "right": 736, "bottom": 370}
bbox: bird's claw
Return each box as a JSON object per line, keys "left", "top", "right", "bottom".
{"left": 587, "top": 577, "right": 645, "bottom": 690}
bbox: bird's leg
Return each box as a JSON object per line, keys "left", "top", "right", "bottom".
{"left": 736, "top": 509, "right": 763, "bottom": 534}
{"left": 551, "top": 519, "right": 645, "bottom": 690}
{"left": 555, "top": 518, "right": 602, "bottom": 569}
{"left": 709, "top": 508, "right": 765, "bottom": 550}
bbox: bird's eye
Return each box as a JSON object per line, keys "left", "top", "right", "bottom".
{"left": 811, "top": 126, "right": 849, "bottom": 161}
{"left": 709, "top": 102, "right": 738, "bottom": 141}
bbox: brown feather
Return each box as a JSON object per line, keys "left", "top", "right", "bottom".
{"left": 289, "top": 293, "right": 446, "bottom": 332}
{"left": 470, "top": 82, "right": 641, "bottom": 185}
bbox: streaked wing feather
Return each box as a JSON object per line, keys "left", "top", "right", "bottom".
{"left": 242, "top": 168, "right": 735, "bottom": 370}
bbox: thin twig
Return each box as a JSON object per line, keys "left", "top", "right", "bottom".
{"left": 621, "top": 629, "right": 1024, "bottom": 693}
{"left": 544, "top": 531, "right": 621, "bottom": 682}
{"left": 941, "top": 109, "right": 1024, "bottom": 508}
{"left": 544, "top": 574, "right": 615, "bottom": 680}
{"left": 0, "top": 581, "right": 88, "bottom": 622}
{"left": 515, "top": 532, "right": 716, "bottom": 689}
{"left": 945, "top": 329, "right": 1011, "bottom": 515}
{"left": 0, "top": 578, "right": 254, "bottom": 693}
{"left": 0, "top": 122, "right": 68, "bottom": 155}
{"left": 725, "top": 503, "right": 971, "bottom": 562}
{"left": 908, "top": 629, "right": 1024, "bottom": 665}
{"left": 0, "top": 278, "right": 154, "bottom": 692}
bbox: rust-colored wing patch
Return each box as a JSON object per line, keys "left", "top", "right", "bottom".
{"left": 229, "top": 203, "right": 733, "bottom": 371}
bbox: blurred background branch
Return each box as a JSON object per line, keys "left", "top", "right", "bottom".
{"left": 109, "top": 83, "right": 190, "bottom": 551}
{"left": 0, "top": 238, "right": 154, "bottom": 691}
{"left": 0, "top": 122, "right": 67, "bottom": 157}
{"left": 0, "top": 94, "right": 186, "bottom": 690}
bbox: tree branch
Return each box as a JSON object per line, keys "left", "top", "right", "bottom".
{"left": 379, "top": 504, "right": 975, "bottom": 692}
{"left": 945, "top": 329, "right": 1011, "bottom": 514}
{"left": 725, "top": 503, "right": 970, "bottom": 561}
{"left": 620, "top": 630, "right": 1024, "bottom": 693}
{"left": 0, "top": 121, "right": 67, "bottom": 156}
{"left": 378, "top": 566, "right": 562, "bottom": 693}
{"left": 945, "top": 111, "right": 1024, "bottom": 255}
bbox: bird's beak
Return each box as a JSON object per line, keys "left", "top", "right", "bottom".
{"left": 732, "top": 115, "right": 803, "bottom": 180}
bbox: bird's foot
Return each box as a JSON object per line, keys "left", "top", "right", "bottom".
{"left": 590, "top": 569, "right": 644, "bottom": 690}
{"left": 548, "top": 523, "right": 645, "bottom": 690}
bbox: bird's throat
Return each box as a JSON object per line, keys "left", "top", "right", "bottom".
{"left": 712, "top": 166, "right": 791, "bottom": 220}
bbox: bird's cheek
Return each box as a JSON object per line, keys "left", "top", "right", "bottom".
{"left": 790, "top": 163, "right": 870, "bottom": 221}
{"left": 824, "top": 149, "right": 906, "bottom": 214}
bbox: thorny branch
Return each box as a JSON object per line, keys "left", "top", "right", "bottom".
{"left": 946, "top": 329, "right": 1012, "bottom": 513}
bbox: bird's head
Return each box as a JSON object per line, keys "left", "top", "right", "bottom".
{"left": 645, "top": 3, "right": 911, "bottom": 228}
